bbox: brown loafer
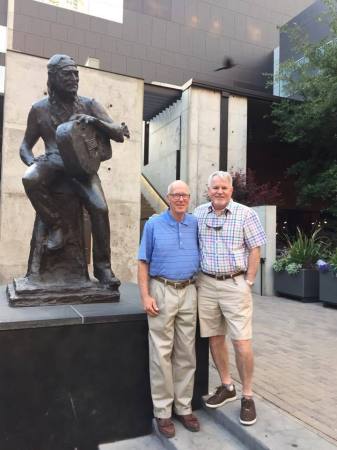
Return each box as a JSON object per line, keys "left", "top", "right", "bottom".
{"left": 176, "top": 413, "right": 200, "bottom": 432}
{"left": 155, "top": 417, "right": 175, "bottom": 438}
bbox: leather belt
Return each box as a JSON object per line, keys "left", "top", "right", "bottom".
{"left": 202, "top": 270, "right": 245, "bottom": 281}
{"left": 152, "top": 276, "right": 196, "bottom": 289}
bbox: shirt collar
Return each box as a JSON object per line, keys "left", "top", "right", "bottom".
{"left": 165, "top": 209, "right": 189, "bottom": 226}
{"left": 208, "top": 199, "right": 233, "bottom": 215}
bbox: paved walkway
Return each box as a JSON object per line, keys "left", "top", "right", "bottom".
{"left": 208, "top": 294, "right": 337, "bottom": 446}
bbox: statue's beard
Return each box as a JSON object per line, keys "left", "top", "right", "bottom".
{"left": 53, "top": 86, "right": 78, "bottom": 103}
{"left": 49, "top": 90, "right": 83, "bottom": 128}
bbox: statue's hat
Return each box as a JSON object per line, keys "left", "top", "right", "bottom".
{"left": 47, "top": 54, "right": 76, "bottom": 73}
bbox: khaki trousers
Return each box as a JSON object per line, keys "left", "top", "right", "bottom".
{"left": 148, "top": 278, "right": 197, "bottom": 419}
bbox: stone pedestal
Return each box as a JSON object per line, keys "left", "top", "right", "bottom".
{"left": 0, "top": 283, "right": 209, "bottom": 450}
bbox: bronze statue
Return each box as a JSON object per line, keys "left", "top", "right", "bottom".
{"left": 7, "top": 54, "right": 130, "bottom": 306}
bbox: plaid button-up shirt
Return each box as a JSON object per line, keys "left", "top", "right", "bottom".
{"left": 194, "top": 200, "right": 266, "bottom": 274}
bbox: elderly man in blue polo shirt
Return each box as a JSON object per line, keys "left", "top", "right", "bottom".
{"left": 138, "top": 180, "right": 200, "bottom": 439}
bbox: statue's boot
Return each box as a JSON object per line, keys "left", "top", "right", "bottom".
{"left": 94, "top": 265, "right": 121, "bottom": 289}
{"left": 47, "top": 226, "right": 64, "bottom": 251}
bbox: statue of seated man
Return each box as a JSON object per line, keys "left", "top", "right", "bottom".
{"left": 20, "top": 54, "right": 130, "bottom": 288}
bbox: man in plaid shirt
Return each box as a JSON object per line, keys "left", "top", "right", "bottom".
{"left": 194, "top": 170, "right": 266, "bottom": 426}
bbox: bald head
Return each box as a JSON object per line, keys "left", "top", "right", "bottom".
{"left": 167, "top": 180, "right": 190, "bottom": 195}
{"left": 166, "top": 180, "right": 191, "bottom": 220}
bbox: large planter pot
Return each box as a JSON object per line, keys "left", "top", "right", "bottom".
{"left": 319, "top": 271, "right": 337, "bottom": 306}
{"left": 274, "top": 269, "right": 319, "bottom": 302}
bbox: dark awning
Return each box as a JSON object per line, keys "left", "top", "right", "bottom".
{"left": 143, "top": 83, "right": 182, "bottom": 122}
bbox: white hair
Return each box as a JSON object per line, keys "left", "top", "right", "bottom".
{"left": 167, "top": 180, "right": 190, "bottom": 195}
{"left": 207, "top": 171, "right": 232, "bottom": 187}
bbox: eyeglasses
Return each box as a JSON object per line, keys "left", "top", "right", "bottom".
{"left": 206, "top": 224, "right": 223, "bottom": 231}
{"left": 169, "top": 193, "right": 190, "bottom": 200}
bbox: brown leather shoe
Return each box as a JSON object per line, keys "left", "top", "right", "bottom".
{"left": 176, "top": 413, "right": 200, "bottom": 432}
{"left": 155, "top": 417, "right": 175, "bottom": 438}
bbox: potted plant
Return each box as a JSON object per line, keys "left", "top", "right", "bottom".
{"left": 317, "top": 249, "right": 337, "bottom": 306}
{"left": 273, "top": 228, "right": 325, "bottom": 302}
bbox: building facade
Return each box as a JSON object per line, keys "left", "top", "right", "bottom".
{"left": 0, "top": 0, "right": 315, "bottom": 93}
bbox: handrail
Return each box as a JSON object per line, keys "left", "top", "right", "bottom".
{"left": 141, "top": 173, "right": 169, "bottom": 207}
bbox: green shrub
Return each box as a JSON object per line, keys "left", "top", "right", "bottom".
{"left": 328, "top": 248, "right": 337, "bottom": 273}
{"left": 286, "top": 228, "right": 324, "bottom": 268}
{"left": 286, "top": 263, "right": 303, "bottom": 275}
{"left": 273, "top": 227, "right": 326, "bottom": 275}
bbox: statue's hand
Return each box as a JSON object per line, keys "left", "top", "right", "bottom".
{"left": 22, "top": 155, "right": 35, "bottom": 166}
{"left": 71, "top": 114, "right": 98, "bottom": 125}
{"left": 121, "top": 122, "right": 130, "bottom": 139}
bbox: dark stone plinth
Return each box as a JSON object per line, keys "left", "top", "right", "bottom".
{"left": 7, "top": 277, "right": 119, "bottom": 306}
{"left": 0, "top": 283, "right": 208, "bottom": 450}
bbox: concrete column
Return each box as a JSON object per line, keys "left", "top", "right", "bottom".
{"left": 142, "top": 97, "right": 182, "bottom": 199}
{"left": 186, "top": 86, "right": 221, "bottom": 209}
{"left": 252, "top": 205, "right": 276, "bottom": 296}
{"left": 227, "top": 95, "right": 247, "bottom": 174}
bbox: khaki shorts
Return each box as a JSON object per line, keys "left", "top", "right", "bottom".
{"left": 197, "top": 272, "right": 253, "bottom": 340}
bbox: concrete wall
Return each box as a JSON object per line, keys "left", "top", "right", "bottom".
{"left": 252, "top": 205, "right": 276, "bottom": 296}
{"left": 227, "top": 95, "right": 248, "bottom": 174}
{"left": 186, "top": 86, "right": 221, "bottom": 210}
{"left": 0, "top": 50, "right": 143, "bottom": 283}
{"left": 142, "top": 84, "right": 221, "bottom": 211}
{"left": 143, "top": 98, "right": 181, "bottom": 199}
{"left": 7, "top": 0, "right": 315, "bottom": 92}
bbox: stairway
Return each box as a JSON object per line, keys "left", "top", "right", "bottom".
{"left": 140, "top": 193, "right": 158, "bottom": 236}
{"left": 140, "top": 174, "right": 168, "bottom": 237}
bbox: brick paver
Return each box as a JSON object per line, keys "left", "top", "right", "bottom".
{"left": 208, "top": 294, "right": 337, "bottom": 445}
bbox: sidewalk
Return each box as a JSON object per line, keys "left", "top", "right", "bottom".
{"left": 209, "top": 294, "right": 337, "bottom": 446}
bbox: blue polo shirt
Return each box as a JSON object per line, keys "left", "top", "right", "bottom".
{"left": 138, "top": 210, "right": 199, "bottom": 280}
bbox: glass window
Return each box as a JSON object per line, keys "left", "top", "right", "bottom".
{"left": 34, "top": 0, "right": 124, "bottom": 23}
{"left": 0, "top": 26, "right": 7, "bottom": 53}
{"left": 0, "top": 66, "right": 5, "bottom": 93}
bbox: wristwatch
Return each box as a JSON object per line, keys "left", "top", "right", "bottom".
{"left": 246, "top": 279, "right": 254, "bottom": 287}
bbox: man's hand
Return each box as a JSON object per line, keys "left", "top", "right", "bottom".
{"left": 142, "top": 294, "right": 159, "bottom": 317}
